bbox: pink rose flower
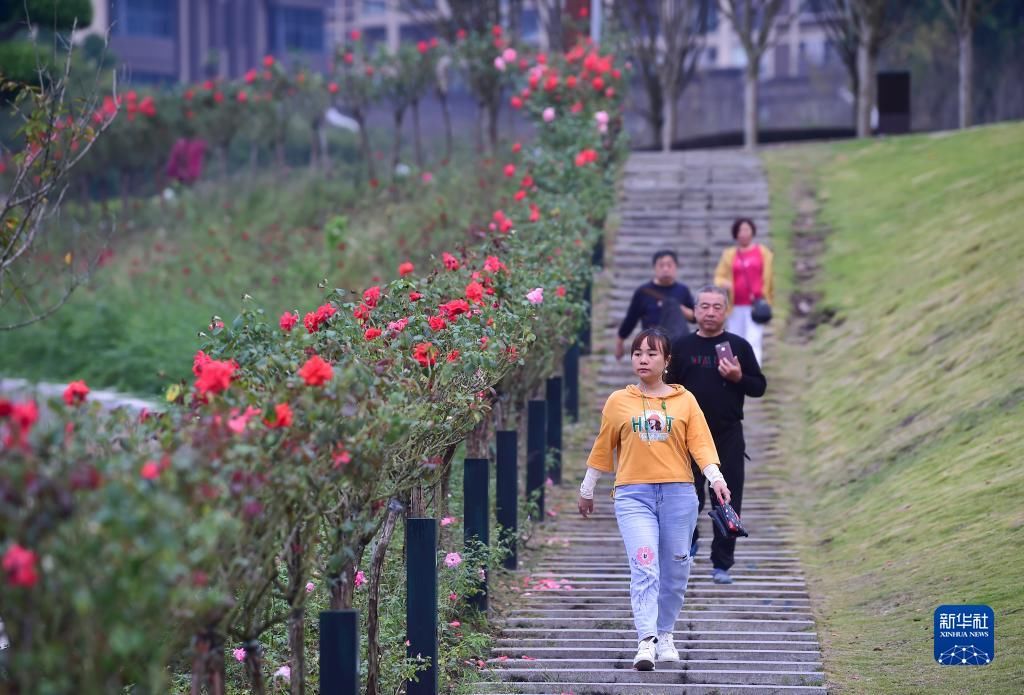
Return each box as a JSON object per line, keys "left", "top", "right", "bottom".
{"left": 444, "top": 552, "right": 462, "bottom": 568}
{"left": 542, "top": 107, "right": 555, "bottom": 122}
{"left": 526, "top": 287, "right": 544, "bottom": 304}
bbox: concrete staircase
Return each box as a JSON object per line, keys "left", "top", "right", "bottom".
{"left": 471, "top": 150, "right": 824, "bottom": 694}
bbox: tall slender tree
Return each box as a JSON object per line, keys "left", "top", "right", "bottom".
{"left": 613, "top": 0, "right": 710, "bottom": 150}
{"left": 718, "top": 0, "right": 790, "bottom": 149}
{"left": 941, "top": 0, "right": 991, "bottom": 128}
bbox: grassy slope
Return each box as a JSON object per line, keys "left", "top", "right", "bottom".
{"left": 763, "top": 123, "right": 1024, "bottom": 694}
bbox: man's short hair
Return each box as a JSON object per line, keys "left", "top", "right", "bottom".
{"left": 651, "top": 249, "right": 678, "bottom": 266}
{"left": 694, "top": 284, "right": 730, "bottom": 307}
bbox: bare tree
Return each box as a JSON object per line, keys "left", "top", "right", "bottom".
{"left": 536, "top": 0, "right": 566, "bottom": 51}
{"left": 942, "top": 0, "right": 991, "bottom": 128}
{"left": 850, "top": 0, "right": 889, "bottom": 137}
{"left": 1, "top": 32, "right": 115, "bottom": 331}
{"left": 718, "top": 0, "right": 790, "bottom": 149}
{"left": 614, "top": 1, "right": 710, "bottom": 150}
{"left": 815, "top": 0, "right": 860, "bottom": 124}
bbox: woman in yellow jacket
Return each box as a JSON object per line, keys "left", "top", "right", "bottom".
{"left": 714, "top": 218, "right": 773, "bottom": 365}
{"left": 578, "top": 328, "right": 731, "bottom": 672}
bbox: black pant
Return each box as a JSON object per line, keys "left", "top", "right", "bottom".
{"left": 691, "top": 424, "right": 746, "bottom": 571}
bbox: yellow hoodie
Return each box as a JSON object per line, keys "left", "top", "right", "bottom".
{"left": 586, "top": 384, "right": 720, "bottom": 487}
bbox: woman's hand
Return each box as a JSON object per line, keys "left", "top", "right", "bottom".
{"left": 712, "top": 480, "right": 731, "bottom": 505}
{"left": 578, "top": 495, "right": 594, "bottom": 519}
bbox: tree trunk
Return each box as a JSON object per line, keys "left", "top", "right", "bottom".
{"left": 743, "top": 65, "right": 759, "bottom": 149}
{"left": 287, "top": 525, "right": 307, "bottom": 695}
{"left": 190, "top": 629, "right": 226, "bottom": 695}
{"left": 288, "top": 607, "right": 305, "bottom": 695}
{"left": 856, "top": 27, "right": 874, "bottom": 138}
{"left": 391, "top": 107, "right": 406, "bottom": 181}
{"left": 409, "top": 484, "right": 426, "bottom": 518}
{"left": 329, "top": 557, "right": 359, "bottom": 610}
{"left": 364, "top": 501, "right": 403, "bottom": 695}
{"left": 244, "top": 643, "right": 267, "bottom": 695}
{"left": 356, "top": 111, "right": 376, "bottom": 182}
{"left": 661, "top": 89, "right": 678, "bottom": 152}
{"left": 646, "top": 76, "right": 664, "bottom": 149}
{"left": 437, "top": 88, "right": 454, "bottom": 163}
{"left": 411, "top": 99, "right": 424, "bottom": 168}
{"left": 958, "top": 28, "right": 973, "bottom": 128}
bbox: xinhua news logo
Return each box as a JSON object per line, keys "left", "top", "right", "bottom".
{"left": 934, "top": 605, "right": 994, "bottom": 666}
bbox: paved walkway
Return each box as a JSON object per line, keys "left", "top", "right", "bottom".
{"left": 473, "top": 151, "right": 825, "bottom": 694}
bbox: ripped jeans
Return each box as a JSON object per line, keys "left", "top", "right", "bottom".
{"left": 613, "top": 483, "right": 699, "bottom": 642}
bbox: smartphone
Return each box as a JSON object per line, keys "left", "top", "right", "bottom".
{"left": 715, "top": 341, "right": 735, "bottom": 364}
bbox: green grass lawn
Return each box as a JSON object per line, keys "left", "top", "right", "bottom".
{"left": 763, "top": 122, "right": 1024, "bottom": 694}
{"left": 0, "top": 154, "right": 499, "bottom": 395}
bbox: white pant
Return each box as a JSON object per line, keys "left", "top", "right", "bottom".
{"left": 726, "top": 305, "right": 764, "bottom": 366}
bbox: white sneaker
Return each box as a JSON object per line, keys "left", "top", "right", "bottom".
{"left": 656, "top": 632, "right": 680, "bottom": 661}
{"left": 632, "top": 638, "right": 657, "bottom": 671}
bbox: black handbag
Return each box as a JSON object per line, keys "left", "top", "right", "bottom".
{"left": 708, "top": 502, "right": 749, "bottom": 538}
{"left": 751, "top": 297, "right": 772, "bottom": 324}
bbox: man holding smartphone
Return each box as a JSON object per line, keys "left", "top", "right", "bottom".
{"left": 666, "top": 285, "right": 766, "bottom": 584}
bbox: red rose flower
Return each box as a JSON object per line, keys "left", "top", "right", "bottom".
{"left": 428, "top": 314, "right": 447, "bottom": 331}
{"left": 512, "top": 142, "right": 522, "bottom": 153}
{"left": 328, "top": 81, "right": 339, "bottom": 94}
{"left": 195, "top": 359, "right": 237, "bottom": 395}
{"left": 140, "top": 461, "right": 160, "bottom": 480}
{"left": 529, "top": 203, "right": 541, "bottom": 222}
{"left": 417, "top": 40, "right": 429, "bottom": 54}
{"left": 266, "top": 402, "right": 293, "bottom": 429}
{"left": 413, "top": 342, "right": 437, "bottom": 367}
{"left": 408, "top": 291, "right": 423, "bottom": 302}
{"left": 442, "top": 252, "right": 460, "bottom": 271}
{"left": 299, "top": 355, "right": 333, "bottom": 386}
{"left": 439, "top": 299, "right": 470, "bottom": 320}
{"left": 350, "top": 30, "right": 362, "bottom": 42}
{"left": 484, "top": 255, "right": 507, "bottom": 273}
{"left": 465, "top": 281, "right": 485, "bottom": 303}
{"left": 263, "top": 55, "right": 275, "bottom": 68}
{"left": 446, "top": 350, "right": 460, "bottom": 363}
{"left": 510, "top": 95, "right": 523, "bottom": 109}
{"left": 556, "top": 285, "right": 567, "bottom": 297}
{"left": 3, "top": 544, "right": 39, "bottom": 587}
{"left": 363, "top": 285, "right": 382, "bottom": 308}
{"left": 351, "top": 303, "right": 371, "bottom": 324}
{"left": 63, "top": 380, "right": 89, "bottom": 406}
{"left": 364, "top": 327, "right": 383, "bottom": 340}
{"left": 566, "top": 75, "right": 578, "bottom": 89}
{"left": 280, "top": 311, "right": 299, "bottom": 332}
{"left": 456, "top": 29, "right": 467, "bottom": 40}
{"left": 398, "top": 261, "right": 415, "bottom": 277}
{"left": 514, "top": 189, "right": 527, "bottom": 202}
{"left": 503, "top": 163, "right": 516, "bottom": 177}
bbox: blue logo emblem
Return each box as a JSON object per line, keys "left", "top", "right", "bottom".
{"left": 934, "top": 605, "right": 994, "bottom": 665}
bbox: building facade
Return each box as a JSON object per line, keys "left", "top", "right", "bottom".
{"left": 89, "top": 0, "right": 332, "bottom": 84}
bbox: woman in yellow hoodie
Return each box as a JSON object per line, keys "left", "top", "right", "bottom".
{"left": 578, "top": 328, "right": 731, "bottom": 672}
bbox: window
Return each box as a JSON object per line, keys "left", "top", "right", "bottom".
{"left": 399, "top": 22, "right": 433, "bottom": 43}
{"left": 704, "top": 45, "right": 718, "bottom": 66}
{"left": 364, "top": 0, "right": 387, "bottom": 14}
{"left": 364, "top": 26, "right": 387, "bottom": 52}
{"left": 269, "top": 6, "right": 325, "bottom": 52}
{"left": 110, "top": 0, "right": 174, "bottom": 38}
{"left": 520, "top": 8, "right": 539, "bottom": 44}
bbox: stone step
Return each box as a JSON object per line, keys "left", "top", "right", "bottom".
{"left": 481, "top": 667, "right": 824, "bottom": 686}
{"left": 469, "top": 683, "right": 826, "bottom": 694}
{"left": 493, "top": 638, "right": 820, "bottom": 650}
{"left": 486, "top": 657, "right": 822, "bottom": 672}
{"left": 490, "top": 647, "right": 822, "bottom": 661}
{"left": 499, "top": 617, "right": 815, "bottom": 631}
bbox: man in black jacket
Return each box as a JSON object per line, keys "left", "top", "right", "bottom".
{"left": 666, "top": 284, "right": 766, "bottom": 584}
{"left": 615, "top": 250, "right": 694, "bottom": 359}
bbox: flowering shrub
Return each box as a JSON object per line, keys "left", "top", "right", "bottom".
{"left": 0, "top": 34, "right": 629, "bottom": 694}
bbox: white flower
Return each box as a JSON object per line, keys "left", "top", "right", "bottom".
{"left": 273, "top": 665, "right": 291, "bottom": 682}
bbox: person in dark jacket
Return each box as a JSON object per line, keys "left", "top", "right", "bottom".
{"left": 666, "top": 285, "right": 766, "bottom": 585}
{"left": 616, "top": 250, "right": 694, "bottom": 360}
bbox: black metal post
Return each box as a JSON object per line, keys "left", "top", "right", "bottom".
{"left": 463, "top": 457, "right": 490, "bottom": 612}
{"left": 526, "top": 399, "right": 547, "bottom": 520}
{"left": 406, "top": 518, "right": 438, "bottom": 695}
{"left": 319, "top": 610, "right": 360, "bottom": 694}
{"left": 495, "top": 430, "right": 518, "bottom": 570}
{"left": 564, "top": 344, "right": 580, "bottom": 423}
{"left": 545, "top": 377, "right": 563, "bottom": 485}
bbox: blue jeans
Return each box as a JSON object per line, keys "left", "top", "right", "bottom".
{"left": 614, "top": 483, "right": 699, "bottom": 642}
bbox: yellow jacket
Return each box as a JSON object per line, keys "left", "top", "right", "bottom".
{"left": 586, "top": 384, "right": 720, "bottom": 486}
{"left": 713, "top": 244, "right": 774, "bottom": 309}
